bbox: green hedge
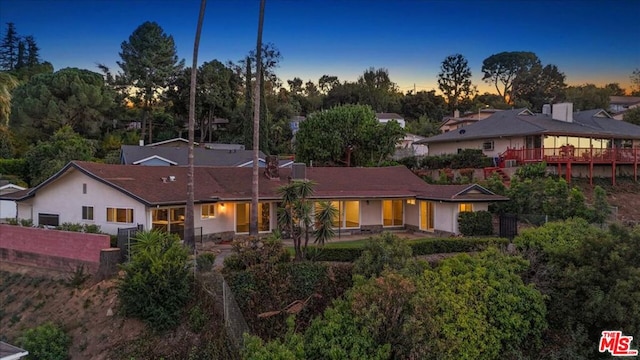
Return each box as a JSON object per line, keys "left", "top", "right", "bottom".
{"left": 304, "top": 237, "right": 509, "bottom": 262}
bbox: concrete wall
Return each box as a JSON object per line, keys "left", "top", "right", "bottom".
{"left": 0, "top": 224, "right": 111, "bottom": 273}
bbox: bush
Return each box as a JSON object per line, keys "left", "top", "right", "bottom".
{"left": 408, "top": 237, "right": 507, "bottom": 255}
{"left": 230, "top": 236, "right": 290, "bottom": 269}
{"left": 458, "top": 211, "right": 494, "bottom": 236}
{"left": 305, "top": 246, "right": 363, "bottom": 262}
{"left": 196, "top": 252, "right": 216, "bottom": 272}
{"left": 118, "top": 230, "right": 191, "bottom": 331}
{"left": 353, "top": 233, "right": 413, "bottom": 278}
{"left": 18, "top": 322, "right": 71, "bottom": 360}
{"left": 420, "top": 149, "right": 491, "bottom": 170}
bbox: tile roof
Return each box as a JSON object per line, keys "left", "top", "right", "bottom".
{"left": 2, "top": 162, "right": 507, "bottom": 205}
{"left": 418, "top": 108, "right": 640, "bottom": 144}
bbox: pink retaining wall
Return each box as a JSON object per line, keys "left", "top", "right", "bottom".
{"left": 0, "top": 224, "right": 111, "bottom": 272}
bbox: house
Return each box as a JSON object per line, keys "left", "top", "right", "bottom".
{"left": 417, "top": 103, "right": 640, "bottom": 184}
{"left": 393, "top": 133, "right": 429, "bottom": 159}
{"left": 0, "top": 341, "right": 29, "bottom": 359}
{"left": 0, "top": 181, "right": 26, "bottom": 221}
{"left": 2, "top": 161, "right": 507, "bottom": 239}
{"left": 120, "top": 144, "right": 294, "bottom": 168}
{"left": 609, "top": 96, "right": 640, "bottom": 114}
{"left": 376, "top": 113, "right": 405, "bottom": 128}
{"left": 439, "top": 108, "right": 502, "bottom": 133}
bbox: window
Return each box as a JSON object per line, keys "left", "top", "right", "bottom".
{"left": 152, "top": 207, "right": 185, "bottom": 236}
{"left": 383, "top": 200, "right": 403, "bottom": 226}
{"left": 459, "top": 203, "right": 473, "bottom": 212}
{"left": 201, "top": 204, "right": 216, "bottom": 219}
{"left": 82, "top": 183, "right": 87, "bottom": 194}
{"left": 420, "top": 201, "right": 434, "bottom": 231}
{"left": 82, "top": 206, "right": 94, "bottom": 220}
{"left": 482, "top": 141, "right": 494, "bottom": 151}
{"left": 406, "top": 199, "right": 416, "bottom": 205}
{"left": 236, "top": 203, "right": 270, "bottom": 233}
{"left": 106, "top": 208, "right": 134, "bottom": 223}
{"left": 318, "top": 201, "right": 360, "bottom": 228}
{"left": 38, "top": 213, "right": 59, "bottom": 227}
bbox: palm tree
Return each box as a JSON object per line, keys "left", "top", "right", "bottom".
{"left": 277, "top": 180, "right": 336, "bottom": 260}
{"left": 184, "top": 0, "right": 207, "bottom": 249}
{"left": 0, "top": 72, "right": 19, "bottom": 127}
{"left": 250, "top": 0, "right": 266, "bottom": 236}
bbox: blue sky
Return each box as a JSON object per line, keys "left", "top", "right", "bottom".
{"left": 2, "top": 0, "right": 639, "bottom": 94}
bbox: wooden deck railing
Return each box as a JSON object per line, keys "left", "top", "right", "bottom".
{"left": 502, "top": 147, "right": 640, "bottom": 165}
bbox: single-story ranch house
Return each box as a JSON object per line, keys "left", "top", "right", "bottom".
{"left": 2, "top": 161, "right": 507, "bottom": 239}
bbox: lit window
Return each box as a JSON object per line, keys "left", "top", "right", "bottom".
{"left": 236, "top": 203, "right": 270, "bottom": 233}
{"left": 420, "top": 201, "right": 434, "bottom": 231}
{"left": 459, "top": 203, "right": 473, "bottom": 212}
{"left": 106, "top": 208, "right": 134, "bottom": 223}
{"left": 201, "top": 204, "right": 216, "bottom": 219}
{"left": 406, "top": 199, "right": 416, "bottom": 205}
{"left": 383, "top": 200, "right": 403, "bottom": 226}
{"left": 82, "top": 206, "right": 94, "bottom": 220}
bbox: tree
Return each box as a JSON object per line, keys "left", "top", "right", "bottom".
{"left": 277, "top": 180, "right": 336, "bottom": 260}
{"left": 511, "top": 64, "right": 566, "bottom": 112}
{"left": 118, "top": 21, "right": 184, "bottom": 144}
{"left": 295, "top": 104, "right": 405, "bottom": 167}
{"left": 563, "top": 84, "right": 611, "bottom": 110}
{"left": 18, "top": 322, "right": 71, "bottom": 360}
{"left": 0, "top": 22, "right": 19, "bottom": 70}
{"left": 0, "top": 72, "right": 18, "bottom": 127}
{"left": 184, "top": 0, "right": 207, "bottom": 249}
{"left": 591, "top": 185, "right": 610, "bottom": 226}
{"left": 118, "top": 230, "right": 191, "bottom": 330}
{"left": 437, "top": 54, "right": 475, "bottom": 114}
{"left": 400, "top": 90, "right": 447, "bottom": 122}
{"left": 287, "top": 77, "right": 303, "bottom": 95}
{"left": 250, "top": 0, "right": 266, "bottom": 235}
{"left": 356, "top": 67, "right": 401, "bottom": 112}
{"left": 481, "top": 51, "right": 541, "bottom": 103}
{"left": 515, "top": 220, "right": 640, "bottom": 359}
{"left": 623, "top": 107, "right": 640, "bottom": 125}
{"left": 318, "top": 74, "right": 339, "bottom": 94}
{"left": 10, "top": 67, "right": 115, "bottom": 144}
{"left": 631, "top": 68, "right": 640, "bottom": 96}
{"left": 24, "top": 35, "right": 40, "bottom": 67}
{"left": 352, "top": 232, "right": 413, "bottom": 278}
{"left": 24, "top": 126, "right": 96, "bottom": 185}
{"left": 604, "top": 82, "right": 626, "bottom": 96}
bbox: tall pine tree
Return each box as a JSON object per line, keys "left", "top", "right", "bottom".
{"left": 25, "top": 35, "right": 40, "bottom": 66}
{"left": 0, "top": 23, "right": 19, "bottom": 70}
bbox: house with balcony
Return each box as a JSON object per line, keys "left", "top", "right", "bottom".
{"left": 417, "top": 103, "right": 640, "bottom": 185}
{"left": 2, "top": 161, "right": 507, "bottom": 239}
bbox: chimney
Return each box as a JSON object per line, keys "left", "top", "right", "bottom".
{"left": 264, "top": 155, "right": 279, "bottom": 180}
{"left": 139, "top": 140, "right": 144, "bottom": 146}
{"left": 291, "top": 163, "right": 306, "bottom": 180}
{"left": 453, "top": 109, "right": 460, "bottom": 118}
{"left": 552, "top": 103, "right": 573, "bottom": 122}
{"left": 542, "top": 104, "right": 551, "bottom": 116}
{"left": 169, "top": 175, "right": 176, "bottom": 182}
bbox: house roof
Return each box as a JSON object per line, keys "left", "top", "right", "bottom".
{"left": 2, "top": 162, "right": 507, "bottom": 205}
{"left": 145, "top": 137, "right": 198, "bottom": 147}
{"left": 0, "top": 341, "right": 29, "bottom": 360}
{"left": 610, "top": 96, "right": 640, "bottom": 106}
{"left": 418, "top": 108, "right": 640, "bottom": 144}
{"left": 376, "top": 112, "right": 404, "bottom": 120}
{"left": 120, "top": 145, "right": 265, "bottom": 167}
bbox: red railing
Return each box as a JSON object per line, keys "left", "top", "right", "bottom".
{"left": 501, "top": 147, "right": 640, "bottom": 165}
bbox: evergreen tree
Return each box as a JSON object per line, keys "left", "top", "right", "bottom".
{"left": 0, "top": 22, "right": 19, "bottom": 70}
{"left": 437, "top": 54, "right": 475, "bottom": 115}
{"left": 15, "top": 40, "right": 25, "bottom": 69}
{"left": 25, "top": 35, "right": 40, "bottom": 66}
{"left": 118, "top": 21, "right": 184, "bottom": 144}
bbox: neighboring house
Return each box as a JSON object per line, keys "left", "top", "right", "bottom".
{"left": 439, "top": 108, "right": 501, "bottom": 133}
{"left": 212, "top": 118, "right": 229, "bottom": 131}
{"left": 418, "top": 103, "right": 640, "bottom": 184}
{"left": 609, "top": 96, "right": 640, "bottom": 114}
{"left": 0, "top": 181, "right": 26, "bottom": 221}
{"left": 393, "top": 133, "right": 429, "bottom": 159}
{"left": 289, "top": 115, "right": 306, "bottom": 135}
{"left": 120, "top": 145, "right": 294, "bottom": 168}
{"left": 376, "top": 113, "right": 406, "bottom": 128}
{"left": 0, "top": 341, "right": 29, "bottom": 359}
{"left": 3, "top": 161, "right": 507, "bottom": 239}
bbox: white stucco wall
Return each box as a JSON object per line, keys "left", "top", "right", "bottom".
{"left": 435, "top": 202, "right": 456, "bottom": 233}
{"left": 428, "top": 137, "right": 526, "bottom": 158}
{"left": 18, "top": 170, "right": 146, "bottom": 234}
{"left": 360, "top": 200, "right": 381, "bottom": 225}
{"left": 405, "top": 200, "right": 419, "bottom": 228}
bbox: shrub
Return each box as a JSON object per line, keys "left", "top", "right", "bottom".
{"left": 18, "top": 322, "right": 71, "bottom": 360}
{"left": 353, "top": 233, "right": 413, "bottom": 278}
{"left": 223, "top": 253, "right": 246, "bottom": 271}
{"left": 409, "top": 237, "right": 507, "bottom": 255}
{"left": 118, "top": 230, "right": 191, "bottom": 331}
{"left": 305, "top": 246, "right": 363, "bottom": 262}
{"left": 196, "top": 252, "right": 216, "bottom": 272}
{"left": 231, "top": 236, "right": 290, "bottom": 269}
{"left": 458, "top": 210, "right": 494, "bottom": 236}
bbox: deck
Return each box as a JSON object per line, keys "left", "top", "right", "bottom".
{"left": 502, "top": 147, "right": 640, "bottom": 185}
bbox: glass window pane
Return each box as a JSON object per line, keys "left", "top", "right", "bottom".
{"left": 344, "top": 201, "right": 359, "bottom": 228}
{"left": 393, "top": 200, "right": 403, "bottom": 226}
{"left": 236, "top": 203, "right": 249, "bottom": 233}
{"left": 382, "top": 200, "right": 393, "bottom": 226}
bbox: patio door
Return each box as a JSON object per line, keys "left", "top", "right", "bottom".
{"left": 525, "top": 136, "right": 542, "bottom": 160}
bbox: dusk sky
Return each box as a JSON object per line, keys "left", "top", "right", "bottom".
{"left": 2, "top": 0, "right": 639, "bottom": 94}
